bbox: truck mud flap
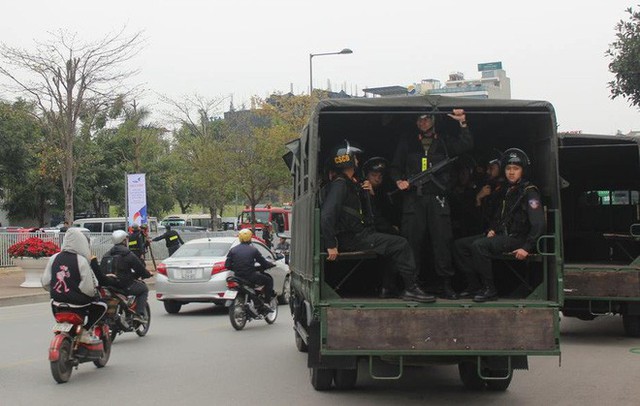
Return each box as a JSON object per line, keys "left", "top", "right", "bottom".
{"left": 323, "top": 307, "right": 558, "bottom": 352}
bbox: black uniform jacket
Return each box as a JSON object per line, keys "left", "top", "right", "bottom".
{"left": 225, "top": 242, "right": 273, "bottom": 278}
{"left": 320, "top": 173, "right": 367, "bottom": 250}
{"left": 390, "top": 127, "right": 473, "bottom": 194}
{"left": 152, "top": 230, "right": 184, "bottom": 247}
{"left": 489, "top": 180, "right": 545, "bottom": 253}
{"left": 106, "top": 244, "right": 151, "bottom": 288}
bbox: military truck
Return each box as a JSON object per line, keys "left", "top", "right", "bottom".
{"left": 558, "top": 133, "right": 640, "bottom": 336}
{"left": 284, "top": 95, "right": 562, "bottom": 391}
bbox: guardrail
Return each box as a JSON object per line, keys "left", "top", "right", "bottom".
{"left": 0, "top": 230, "right": 237, "bottom": 268}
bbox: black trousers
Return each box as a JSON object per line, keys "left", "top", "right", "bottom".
{"left": 400, "top": 192, "right": 454, "bottom": 278}
{"left": 453, "top": 233, "right": 525, "bottom": 288}
{"left": 125, "top": 280, "right": 149, "bottom": 315}
{"left": 239, "top": 272, "right": 274, "bottom": 300}
{"left": 341, "top": 229, "right": 418, "bottom": 288}
{"left": 168, "top": 245, "right": 180, "bottom": 256}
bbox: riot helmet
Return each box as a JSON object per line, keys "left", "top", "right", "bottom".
{"left": 331, "top": 139, "right": 363, "bottom": 169}
{"left": 362, "top": 157, "right": 389, "bottom": 175}
{"left": 501, "top": 148, "right": 530, "bottom": 170}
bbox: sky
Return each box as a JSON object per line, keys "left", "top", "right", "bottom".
{"left": 1, "top": 0, "right": 639, "bottom": 135}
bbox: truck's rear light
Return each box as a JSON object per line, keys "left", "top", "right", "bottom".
{"left": 212, "top": 261, "right": 227, "bottom": 275}
{"left": 157, "top": 263, "right": 167, "bottom": 276}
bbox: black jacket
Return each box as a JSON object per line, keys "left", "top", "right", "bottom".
{"left": 489, "top": 180, "right": 545, "bottom": 252}
{"left": 152, "top": 230, "right": 184, "bottom": 248}
{"left": 320, "top": 173, "right": 367, "bottom": 250}
{"left": 390, "top": 127, "right": 473, "bottom": 195}
{"left": 128, "top": 230, "right": 146, "bottom": 253}
{"left": 48, "top": 251, "right": 95, "bottom": 305}
{"left": 225, "top": 242, "right": 274, "bottom": 278}
{"left": 107, "top": 244, "right": 151, "bottom": 288}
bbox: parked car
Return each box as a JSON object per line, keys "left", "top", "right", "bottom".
{"left": 155, "top": 236, "right": 290, "bottom": 314}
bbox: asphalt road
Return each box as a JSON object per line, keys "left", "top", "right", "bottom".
{"left": 0, "top": 298, "right": 638, "bottom": 405}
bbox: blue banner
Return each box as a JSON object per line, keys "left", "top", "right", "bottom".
{"left": 127, "top": 173, "right": 147, "bottom": 226}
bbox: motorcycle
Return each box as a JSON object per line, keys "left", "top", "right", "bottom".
{"left": 224, "top": 273, "right": 278, "bottom": 330}
{"left": 101, "top": 286, "right": 151, "bottom": 342}
{"left": 48, "top": 302, "right": 111, "bottom": 383}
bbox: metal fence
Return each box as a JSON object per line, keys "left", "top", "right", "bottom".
{"left": 0, "top": 230, "right": 237, "bottom": 268}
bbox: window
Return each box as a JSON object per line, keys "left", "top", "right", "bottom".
{"left": 104, "top": 222, "right": 126, "bottom": 232}
{"left": 83, "top": 223, "right": 102, "bottom": 232}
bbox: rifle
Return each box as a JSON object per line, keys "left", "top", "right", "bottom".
{"left": 389, "top": 156, "right": 458, "bottom": 196}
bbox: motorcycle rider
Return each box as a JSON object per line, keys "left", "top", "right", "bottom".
{"left": 41, "top": 227, "right": 108, "bottom": 343}
{"left": 105, "top": 230, "right": 152, "bottom": 321}
{"left": 152, "top": 224, "right": 184, "bottom": 257}
{"left": 225, "top": 229, "right": 276, "bottom": 314}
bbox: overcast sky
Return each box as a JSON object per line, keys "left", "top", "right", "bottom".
{"left": 1, "top": 0, "right": 638, "bottom": 134}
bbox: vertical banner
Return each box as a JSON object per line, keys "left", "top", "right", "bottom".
{"left": 126, "top": 173, "right": 148, "bottom": 226}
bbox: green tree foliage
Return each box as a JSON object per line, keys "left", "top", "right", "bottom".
{"left": 0, "top": 101, "right": 61, "bottom": 225}
{"left": 608, "top": 6, "right": 640, "bottom": 107}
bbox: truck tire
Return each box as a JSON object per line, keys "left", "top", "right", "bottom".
{"left": 334, "top": 368, "right": 357, "bottom": 390}
{"left": 458, "top": 361, "right": 485, "bottom": 390}
{"left": 310, "top": 367, "right": 334, "bottom": 391}
{"left": 623, "top": 314, "right": 640, "bottom": 337}
{"left": 486, "top": 374, "right": 513, "bottom": 391}
{"left": 295, "top": 330, "right": 308, "bottom": 353}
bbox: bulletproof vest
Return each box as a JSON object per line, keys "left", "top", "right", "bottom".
{"left": 405, "top": 133, "right": 452, "bottom": 194}
{"left": 498, "top": 181, "right": 537, "bottom": 236}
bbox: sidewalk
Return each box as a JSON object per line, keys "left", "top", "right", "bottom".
{"left": 0, "top": 264, "right": 156, "bottom": 307}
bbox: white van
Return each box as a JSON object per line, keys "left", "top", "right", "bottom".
{"left": 73, "top": 217, "right": 159, "bottom": 233}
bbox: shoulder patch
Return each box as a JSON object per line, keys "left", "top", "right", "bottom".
{"left": 528, "top": 199, "right": 541, "bottom": 209}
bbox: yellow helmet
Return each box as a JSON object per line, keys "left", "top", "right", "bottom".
{"left": 238, "top": 229, "right": 253, "bottom": 243}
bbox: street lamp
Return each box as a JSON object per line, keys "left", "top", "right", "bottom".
{"left": 309, "top": 48, "right": 353, "bottom": 94}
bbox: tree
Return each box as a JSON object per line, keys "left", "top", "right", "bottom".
{"left": 608, "top": 6, "right": 640, "bottom": 107}
{"left": 0, "top": 28, "right": 143, "bottom": 224}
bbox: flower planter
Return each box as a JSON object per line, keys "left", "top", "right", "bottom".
{"left": 13, "top": 257, "right": 50, "bottom": 288}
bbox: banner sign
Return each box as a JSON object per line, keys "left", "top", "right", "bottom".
{"left": 126, "top": 173, "right": 147, "bottom": 226}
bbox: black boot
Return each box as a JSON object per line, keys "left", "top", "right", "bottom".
{"left": 459, "top": 274, "right": 482, "bottom": 298}
{"left": 441, "top": 278, "right": 459, "bottom": 300}
{"left": 473, "top": 285, "right": 498, "bottom": 302}
{"left": 400, "top": 284, "right": 436, "bottom": 303}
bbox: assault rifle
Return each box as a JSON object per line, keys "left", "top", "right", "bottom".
{"left": 388, "top": 156, "right": 458, "bottom": 196}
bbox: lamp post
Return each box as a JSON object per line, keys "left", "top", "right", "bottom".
{"left": 309, "top": 48, "right": 353, "bottom": 94}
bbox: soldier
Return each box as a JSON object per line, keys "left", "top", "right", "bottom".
{"left": 453, "top": 148, "right": 545, "bottom": 302}
{"left": 390, "top": 110, "right": 473, "bottom": 299}
{"left": 321, "top": 140, "right": 435, "bottom": 303}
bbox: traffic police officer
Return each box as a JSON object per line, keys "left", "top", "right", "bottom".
{"left": 390, "top": 109, "right": 473, "bottom": 299}
{"left": 453, "top": 148, "right": 545, "bottom": 302}
{"left": 152, "top": 225, "right": 185, "bottom": 256}
{"left": 321, "top": 140, "right": 435, "bottom": 303}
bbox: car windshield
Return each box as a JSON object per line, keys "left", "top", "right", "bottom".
{"left": 172, "top": 242, "right": 232, "bottom": 258}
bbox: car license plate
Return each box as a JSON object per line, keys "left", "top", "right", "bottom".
{"left": 181, "top": 269, "right": 198, "bottom": 279}
{"left": 222, "top": 290, "right": 237, "bottom": 300}
{"left": 52, "top": 322, "right": 73, "bottom": 332}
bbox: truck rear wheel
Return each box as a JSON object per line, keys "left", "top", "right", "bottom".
{"left": 458, "top": 362, "right": 485, "bottom": 390}
{"left": 295, "top": 330, "right": 308, "bottom": 352}
{"left": 623, "top": 314, "right": 640, "bottom": 337}
{"left": 334, "top": 368, "right": 357, "bottom": 390}
{"left": 310, "top": 367, "right": 334, "bottom": 391}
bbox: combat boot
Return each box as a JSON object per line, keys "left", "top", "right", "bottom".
{"left": 473, "top": 285, "right": 498, "bottom": 302}
{"left": 440, "top": 278, "right": 459, "bottom": 300}
{"left": 400, "top": 284, "right": 436, "bottom": 303}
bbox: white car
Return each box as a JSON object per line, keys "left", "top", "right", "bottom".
{"left": 155, "top": 236, "right": 290, "bottom": 314}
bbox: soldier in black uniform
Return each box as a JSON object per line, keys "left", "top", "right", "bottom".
{"left": 390, "top": 110, "right": 473, "bottom": 300}
{"left": 152, "top": 225, "right": 185, "bottom": 256}
{"left": 321, "top": 140, "right": 435, "bottom": 303}
{"left": 362, "top": 157, "right": 400, "bottom": 235}
{"left": 128, "top": 224, "right": 147, "bottom": 261}
{"left": 453, "top": 148, "right": 545, "bottom": 302}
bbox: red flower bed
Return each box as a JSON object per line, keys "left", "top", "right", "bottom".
{"left": 7, "top": 237, "right": 60, "bottom": 259}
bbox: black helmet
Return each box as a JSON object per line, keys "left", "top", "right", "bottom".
{"left": 331, "top": 139, "right": 363, "bottom": 169}
{"left": 165, "top": 225, "right": 172, "bottom": 231}
{"left": 501, "top": 148, "right": 530, "bottom": 170}
{"left": 362, "top": 157, "right": 388, "bottom": 174}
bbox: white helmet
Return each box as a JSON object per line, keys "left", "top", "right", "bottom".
{"left": 112, "top": 229, "right": 128, "bottom": 244}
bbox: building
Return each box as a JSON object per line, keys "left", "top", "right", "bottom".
{"left": 429, "top": 62, "right": 511, "bottom": 99}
